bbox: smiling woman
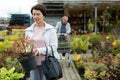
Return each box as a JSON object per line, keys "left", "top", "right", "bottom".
{"left": 0, "top": 0, "right": 37, "bottom": 17}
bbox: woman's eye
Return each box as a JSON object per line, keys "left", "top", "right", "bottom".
{"left": 33, "top": 13, "right": 41, "bottom": 16}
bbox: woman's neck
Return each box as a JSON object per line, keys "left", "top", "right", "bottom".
{"left": 35, "top": 22, "right": 45, "bottom": 27}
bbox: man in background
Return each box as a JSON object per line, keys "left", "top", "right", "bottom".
{"left": 56, "top": 16, "right": 71, "bottom": 60}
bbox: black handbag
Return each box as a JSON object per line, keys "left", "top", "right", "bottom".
{"left": 42, "top": 46, "right": 63, "bottom": 80}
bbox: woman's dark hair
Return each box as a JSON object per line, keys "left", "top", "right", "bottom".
{"left": 31, "top": 3, "right": 47, "bottom": 17}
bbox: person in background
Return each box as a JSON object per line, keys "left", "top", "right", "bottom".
{"left": 56, "top": 16, "right": 71, "bottom": 60}
{"left": 25, "top": 3, "right": 60, "bottom": 80}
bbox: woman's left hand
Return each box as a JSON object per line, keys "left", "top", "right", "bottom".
{"left": 33, "top": 49, "right": 39, "bottom": 56}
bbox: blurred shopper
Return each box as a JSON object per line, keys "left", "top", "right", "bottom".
{"left": 56, "top": 16, "right": 71, "bottom": 60}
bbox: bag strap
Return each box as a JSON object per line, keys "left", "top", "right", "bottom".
{"left": 45, "top": 46, "right": 55, "bottom": 57}
{"left": 45, "top": 47, "right": 48, "bottom": 58}
{"left": 50, "top": 46, "right": 55, "bottom": 57}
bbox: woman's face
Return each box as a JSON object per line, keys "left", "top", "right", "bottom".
{"left": 32, "top": 9, "right": 44, "bottom": 24}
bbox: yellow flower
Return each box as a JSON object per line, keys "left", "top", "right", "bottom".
{"left": 112, "top": 41, "right": 116, "bottom": 46}
{"left": 0, "top": 42, "right": 3, "bottom": 46}
{"left": 76, "top": 55, "right": 80, "bottom": 61}
{"left": 74, "top": 52, "right": 77, "bottom": 58}
{"left": 106, "top": 36, "right": 110, "bottom": 40}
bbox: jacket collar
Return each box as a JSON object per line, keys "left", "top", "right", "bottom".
{"left": 25, "top": 22, "right": 54, "bottom": 31}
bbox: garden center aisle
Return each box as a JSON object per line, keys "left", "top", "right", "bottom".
{"left": 58, "top": 54, "right": 82, "bottom": 80}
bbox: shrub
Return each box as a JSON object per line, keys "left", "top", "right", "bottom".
{"left": 0, "top": 67, "right": 24, "bottom": 80}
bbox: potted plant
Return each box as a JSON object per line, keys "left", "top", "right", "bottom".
{"left": 74, "top": 53, "right": 93, "bottom": 78}
{"left": 89, "top": 33, "right": 102, "bottom": 50}
{"left": 103, "top": 10, "right": 113, "bottom": 33}
{"left": 8, "top": 34, "right": 37, "bottom": 72}
{"left": 87, "top": 20, "right": 94, "bottom": 33}
{"left": 83, "top": 62, "right": 107, "bottom": 80}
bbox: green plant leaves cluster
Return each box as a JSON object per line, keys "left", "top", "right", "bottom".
{"left": 0, "top": 67, "right": 24, "bottom": 80}
{"left": 71, "top": 35, "right": 89, "bottom": 53}
{"left": 89, "top": 33, "right": 102, "bottom": 46}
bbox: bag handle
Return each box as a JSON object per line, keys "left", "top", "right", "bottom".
{"left": 45, "top": 46, "right": 55, "bottom": 58}
{"left": 45, "top": 47, "right": 48, "bottom": 56}
{"left": 50, "top": 46, "right": 55, "bottom": 57}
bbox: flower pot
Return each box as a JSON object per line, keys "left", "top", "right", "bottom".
{"left": 18, "top": 55, "right": 37, "bottom": 72}
{"left": 78, "top": 67, "right": 85, "bottom": 76}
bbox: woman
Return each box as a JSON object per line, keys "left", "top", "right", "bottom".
{"left": 25, "top": 3, "right": 60, "bottom": 80}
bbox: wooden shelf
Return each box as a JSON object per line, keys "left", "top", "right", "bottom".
{"left": 69, "top": 11, "right": 91, "bottom": 34}
{"left": 47, "top": 14, "right": 64, "bottom": 16}
{"left": 46, "top": 9, "right": 64, "bottom": 11}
